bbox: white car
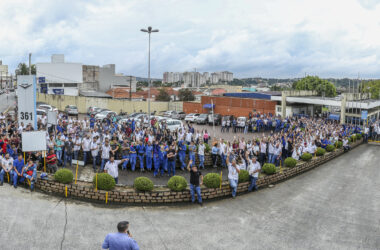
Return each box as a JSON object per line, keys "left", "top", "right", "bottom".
{"left": 95, "top": 110, "right": 117, "bottom": 120}
{"left": 166, "top": 119, "right": 183, "bottom": 132}
{"left": 38, "top": 104, "right": 58, "bottom": 112}
{"left": 163, "top": 110, "right": 176, "bottom": 117}
{"left": 185, "top": 113, "right": 200, "bottom": 122}
{"left": 237, "top": 117, "right": 247, "bottom": 127}
{"left": 36, "top": 108, "right": 47, "bottom": 120}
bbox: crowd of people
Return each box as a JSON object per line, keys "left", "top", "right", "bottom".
{"left": 0, "top": 109, "right": 378, "bottom": 197}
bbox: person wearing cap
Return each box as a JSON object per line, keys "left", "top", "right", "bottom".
{"left": 187, "top": 159, "right": 203, "bottom": 206}
{"left": 102, "top": 221, "right": 139, "bottom": 250}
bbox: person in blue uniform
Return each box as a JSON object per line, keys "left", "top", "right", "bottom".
{"left": 145, "top": 141, "right": 153, "bottom": 171}
{"left": 129, "top": 143, "right": 137, "bottom": 171}
{"left": 152, "top": 141, "right": 161, "bottom": 177}
{"left": 178, "top": 140, "right": 187, "bottom": 170}
{"left": 12, "top": 154, "right": 25, "bottom": 188}
{"left": 136, "top": 141, "right": 145, "bottom": 172}
{"left": 188, "top": 141, "right": 196, "bottom": 167}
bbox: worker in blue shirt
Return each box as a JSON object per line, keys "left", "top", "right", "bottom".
{"left": 12, "top": 154, "right": 25, "bottom": 188}
{"left": 102, "top": 221, "right": 139, "bottom": 250}
{"left": 22, "top": 160, "right": 37, "bottom": 191}
{"left": 178, "top": 140, "right": 187, "bottom": 170}
{"left": 136, "top": 141, "right": 145, "bottom": 171}
{"left": 145, "top": 141, "right": 153, "bottom": 171}
{"left": 89, "top": 115, "right": 96, "bottom": 129}
{"left": 129, "top": 143, "right": 137, "bottom": 171}
{"left": 152, "top": 141, "right": 161, "bottom": 177}
{"left": 188, "top": 141, "right": 196, "bottom": 167}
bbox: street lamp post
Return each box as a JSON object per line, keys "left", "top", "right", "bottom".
{"left": 141, "top": 26, "right": 159, "bottom": 123}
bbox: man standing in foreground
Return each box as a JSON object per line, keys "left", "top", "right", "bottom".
{"left": 102, "top": 221, "right": 139, "bottom": 250}
{"left": 187, "top": 160, "right": 203, "bottom": 206}
{"left": 104, "top": 156, "right": 127, "bottom": 184}
{"left": 247, "top": 152, "right": 261, "bottom": 192}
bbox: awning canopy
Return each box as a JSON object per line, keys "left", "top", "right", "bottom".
{"left": 203, "top": 104, "right": 215, "bottom": 109}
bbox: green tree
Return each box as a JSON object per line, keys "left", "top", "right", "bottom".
{"left": 15, "top": 63, "right": 36, "bottom": 75}
{"left": 156, "top": 88, "right": 171, "bottom": 101}
{"left": 360, "top": 80, "right": 380, "bottom": 99}
{"left": 178, "top": 88, "right": 195, "bottom": 101}
{"left": 292, "top": 76, "right": 336, "bottom": 97}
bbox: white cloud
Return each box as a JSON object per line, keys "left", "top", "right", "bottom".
{"left": 0, "top": 0, "right": 380, "bottom": 78}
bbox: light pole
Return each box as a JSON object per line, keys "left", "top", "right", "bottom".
{"left": 141, "top": 26, "right": 159, "bottom": 123}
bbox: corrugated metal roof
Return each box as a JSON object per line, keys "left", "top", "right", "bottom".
{"left": 79, "top": 90, "right": 111, "bottom": 98}
{"left": 223, "top": 92, "right": 273, "bottom": 100}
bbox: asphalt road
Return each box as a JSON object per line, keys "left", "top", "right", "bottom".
{"left": 0, "top": 92, "right": 16, "bottom": 113}
{"left": 0, "top": 143, "right": 379, "bottom": 250}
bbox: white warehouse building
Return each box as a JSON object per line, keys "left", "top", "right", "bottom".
{"left": 36, "top": 54, "right": 82, "bottom": 96}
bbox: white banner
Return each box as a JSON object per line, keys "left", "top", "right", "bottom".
{"left": 17, "top": 75, "right": 37, "bottom": 129}
{"left": 22, "top": 131, "right": 46, "bottom": 152}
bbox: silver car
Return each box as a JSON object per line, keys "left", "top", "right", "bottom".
{"left": 65, "top": 105, "right": 79, "bottom": 115}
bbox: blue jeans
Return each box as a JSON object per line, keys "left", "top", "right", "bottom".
{"left": 268, "top": 153, "right": 274, "bottom": 163}
{"left": 229, "top": 179, "right": 238, "bottom": 197}
{"left": 168, "top": 161, "right": 175, "bottom": 176}
{"left": 73, "top": 150, "right": 79, "bottom": 160}
{"left": 272, "top": 154, "right": 279, "bottom": 166}
{"left": 221, "top": 154, "right": 227, "bottom": 168}
{"left": 114, "top": 177, "right": 118, "bottom": 184}
{"left": 122, "top": 155, "right": 129, "bottom": 170}
{"left": 0, "top": 169, "right": 11, "bottom": 184}
{"left": 248, "top": 176, "right": 258, "bottom": 192}
{"left": 198, "top": 155, "right": 204, "bottom": 168}
{"left": 153, "top": 157, "right": 162, "bottom": 177}
{"left": 92, "top": 155, "right": 97, "bottom": 170}
{"left": 101, "top": 158, "right": 109, "bottom": 171}
{"left": 189, "top": 154, "right": 195, "bottom": 167}
{"left": 64, "top": 151, "right": 72, "bottom": 167}
{"left": 146, "top": 156, "right": 152, "bottom": 170}
{"left": 23, "top": 172, "right": 37, "bottom": 190}
{"left": 190, "top": 184, "right": 202, "bottom": 203}
{"left": 178, "top": 151, "right": 186, "bottom": 169}
{"left": 83, "top": 151, "right": 90, "bottom": 165}
{"left": 129, "top": 154, "right": 137, "bottom": 171}
{"left": 138, "top": 155, "right": 144, "bottom": 170}
{"left": 56, "top": 150, "right": 63, "bottom": 165}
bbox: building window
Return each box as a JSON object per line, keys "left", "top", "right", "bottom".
{"left": 64, "top": 83, "right": 78, "bottom": 87}
{"left": 277, "top": 107, "right": 282, "bottom": 112}
{"left": 49, "top": 83, "right": 63, "bottom": 87}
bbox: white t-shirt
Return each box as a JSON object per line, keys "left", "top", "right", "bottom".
{"left": 228, "top": 163, "right": 239, "bottom": 180}
{"left": 82, "top": 138, "right": 92, "bottom": 151}
{"left": 248, "top": 160, "right": 261, "bottom": 178}
{"left": 74, "top": 138, "right": 82, "bottom": 151}
{"left": 90, "top": 141, "right": 99, "bottom": 157}
{"left": 105, "top": 160, "right": 121, "bottom": 178}
{"left": 2, "top": 158, "right": 14, "bottom": 171}
{"left": 198, "top": 144, "right": 205, "bottom": 156}
{"left": 101, "top": 144, "right": 111, "bottom": 159}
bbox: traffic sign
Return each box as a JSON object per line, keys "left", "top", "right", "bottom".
{"left": 17, "top": 75, "right": 36, "bottom": 129}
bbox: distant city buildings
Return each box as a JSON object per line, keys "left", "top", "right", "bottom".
{"left": 163, "top": 71, "right": 233, "bottom": 87}
{"left": 0, "top": 60, "right": 12, "bottom": 89}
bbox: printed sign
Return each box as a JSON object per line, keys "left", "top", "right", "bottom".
{"left": 52, "top": 89, "right": 64, "bottom": 95}
{"left": 17, "top": 75, "right": 36, "bottom": 129}
{"left": 361, "top": 110, "right": 368, "bottom": 120}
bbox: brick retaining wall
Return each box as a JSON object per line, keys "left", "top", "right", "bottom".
{"left": 35, "top": 140, "right": 363, "bottom": 205}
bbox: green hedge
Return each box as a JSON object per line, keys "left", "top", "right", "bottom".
{"left": 203, "top": 173, "right": 221, "bottom": 188}
{"left": 204, "top": 143, "right": 211, "bottom": 153}
{"left": 349, "top": 135, "right": 356, "bottom": 143}
{"left": 238, "top": 170, "right": 249, "bottom": 183}
{"left": 134, "top": 177, "right": 154, "bottom": 191}
{"left": 54, "top": 169, "right": 73, "bottom": 184}
{"left": 334, "top": 141, "right": 343, "bottom": 148}
{"left": 262, "top": 163, "right": 276, "bottom": 175}
{"left": 316, "top": 147, "right": 326, "bottom": 156}
{"left": 301, "top": 153, "right": 313, "bottom": 161}
{"left": 356, "top": 133, "right": 362, "bottom": 140}
{"left": 93, "top": 173, "right": 116, "bottom": 191}
{"left": 284, "top": 157, "right": 297, "bottom": 168}
{"left": 326, "top": 144, "right": 335, "bottom": 152}
{"left": 167, "top": 175, "right": 188, "bottom": 192}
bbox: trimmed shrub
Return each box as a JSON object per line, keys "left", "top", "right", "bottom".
{"left": 349, "top": 135, "right": 356, "bottom": 143}
{"left": 334, "top": 141, "right": 343, "bottom": 148}
{"left": 93, "top": 173, "right": 115, "bottom": 191}
{"left": 262, "top": 163, "right": 276, "bottom": 175}
{"left": 238, "top": 170, "right": 249, "bottom": 183}
{"left": 326, "top": 144, "right": 335, "bottom": 152}
{"left": 167, "top": 175, "right": 188, "bottom": 192}
{"left": 301, "top": 153, "right": 313, "bottom": 161}
{"left": 134, "top": 177, "right": 154, "bottom": 192}
{"left": 203, "top": 173, "right": 221, "bottom": 188}
{"left": 54, "top": 169, "right": 73, "bottom": 184}
{"left": 356, "top": 133, "right": 362, "bottom": 140}
{"left": 316, "top": 147, "right": 326, "bottom": 156}
{"left": 204, "top": 143, "right": 211, "bottom": 153}
{"left": 284, "top": 157, "right": 297, "bottom": 168}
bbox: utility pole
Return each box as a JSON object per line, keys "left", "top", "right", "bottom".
{"left": 129, "top": 75, "right": 132, "bottom": 100}
{"left": 29, "top": 53, "right": 32, "bottom": 75}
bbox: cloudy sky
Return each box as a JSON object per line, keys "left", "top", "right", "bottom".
{"left": 0, "top": 0, "right": 380, "bottom": 79}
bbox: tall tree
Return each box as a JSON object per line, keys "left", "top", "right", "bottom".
{"left": 156, "top": 88, "right": 171, "bottom": 101}
{"left": 360, "top": 80, "right": 380, "bottom": 99}
{"left": 178, "top": 88, "right": 195, "bottom": 101}
{"left": 15, "top": 63, "right": 36, "bottom": 75}
{"left": 292, "top": 76, "right": 336, "bottom": 97}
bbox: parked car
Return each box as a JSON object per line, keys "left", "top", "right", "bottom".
{"left": 166, "top": 119, "right": 183, "bottom": 132}
{"left": 90, "top": 108, "right": 108, "bottom": 116}
{"left": 65, "top": 105, "right": 79, "bottom": 115}
{"left": 196, "top": 114, "right": 208, "bottom": 124}
{"left": 36, "top": 108, "right": 47, "bottom": 120}
{"left": 208, "top": 113, "right": 222, "bottom": 126}
{"left": 185, "top": 113, "right": 200, "bottom": 123}
{"left": 171, "top": 111, "right": 186, "bottom": 120}
{"left": 237, "top": 117, "right": 247, "bottom": 127}
{"left": 163, "top": 110, "right": 176, "bottom": 117}
{"left": 95, "top": 110, "right": 117, "bottom": 120}
{"left": 38, "top": 104, "right": 58, "bottom": 112}
{"left": 87, "top": 106, "right": 99, "bottom": 115}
